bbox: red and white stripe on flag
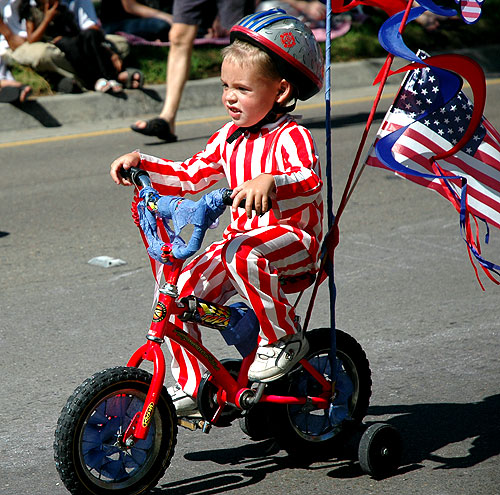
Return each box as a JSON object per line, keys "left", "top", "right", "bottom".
{"left": 365, "top": 90, "right": 500, "bottom": 231}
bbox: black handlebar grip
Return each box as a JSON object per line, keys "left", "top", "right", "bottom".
{"left": 222, "top": 188, "right": 233, "bottom": 205}
{"left": 120, "top": 166, "right": 151, "bottom": 188}
{"left": 221, "top": 188, "right": 272, "bottom": 210}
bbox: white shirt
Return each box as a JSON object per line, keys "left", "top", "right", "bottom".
{"left": 0, "top": 0, "right": 26, "bottom": 56}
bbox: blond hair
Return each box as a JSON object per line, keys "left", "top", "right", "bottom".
{"left": 221, "top": 40, "right": 282, "bottom": 82}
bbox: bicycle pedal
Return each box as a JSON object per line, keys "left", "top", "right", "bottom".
{"left": 177, "top": 415, "right": 212, "bottom": 433}
{"left": 177, "top": 417, "right": 205, "bottom": 431}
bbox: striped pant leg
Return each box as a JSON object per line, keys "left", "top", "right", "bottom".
{"left": 166, "top": 240, "right": 237, "bottom": 397}
{"left": 221, "top": 227, "right": 317, "bottom": 346}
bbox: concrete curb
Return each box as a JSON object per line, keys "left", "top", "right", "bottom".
{"left": 1, "top": 44, "right": 499, "bottom": 133}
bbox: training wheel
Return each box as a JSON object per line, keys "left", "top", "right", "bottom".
{"left": 358, "top": 423, "right": 401, "bottom": 478}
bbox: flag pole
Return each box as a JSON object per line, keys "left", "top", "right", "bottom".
{"left": 303, "top": 1, "right": 413, "bottom": 334}
{"left": 336, "top": 0, "right": 413, "bottom": 220}
{"left": 324, "top": 0, "right": 338, "bottom": 385}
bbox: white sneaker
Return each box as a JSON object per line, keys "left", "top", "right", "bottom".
{"left": 167, "top": 384, "right": 198, "bottom": 416}
{"left": 248, "top": 332, "right": 309, "bottom": 382}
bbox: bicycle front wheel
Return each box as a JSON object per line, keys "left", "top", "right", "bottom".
{"left": 54, "top": 366, "right": 177, "bottom": 495}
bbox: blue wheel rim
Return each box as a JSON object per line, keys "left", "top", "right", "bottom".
{"left": 80, "top": 391, "right": 157, "bottom": 484}
{"left": 288, "top": 352, "right": 355, "bottom": 440}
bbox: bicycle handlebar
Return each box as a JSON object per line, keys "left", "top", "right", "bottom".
{"left": 121, "top": 166, "right": 271, "bottom": 261}
{"left": 121, "top": 166, "right": 272, "bottom": 210}
{"left": 120, "top": 166, "right": 152, "bottom": 189}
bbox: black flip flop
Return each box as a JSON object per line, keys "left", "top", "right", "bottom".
{"left": 130, "top": 118, "right": 178, "bottom": 142}
{"left": 122, "top": 68, "right": 144, "bottom": 89}
{"left": 0, "top": 85, "right": 31, "bottom": 103}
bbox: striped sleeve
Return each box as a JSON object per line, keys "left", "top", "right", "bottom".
{"left": 138, "top": 125, "right": 230, "bottom": 196}
{"left": 273, "top": 124, "right": 323, "bottom": 215}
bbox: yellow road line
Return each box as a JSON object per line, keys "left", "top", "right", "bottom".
{"left": 1, "top": 78, "right": 499, "bottom": 150}
{"left": 0, "top": 93, "right": 398, "bottom": 149}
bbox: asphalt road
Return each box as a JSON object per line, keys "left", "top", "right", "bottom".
{"left": 1, "top": 78, "right": 500, "bottom": 495}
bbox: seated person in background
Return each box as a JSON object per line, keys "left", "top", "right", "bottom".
{"left": 100, "top": 0, "right": 173, "bottom": 42}
{"left": 0, "top": 0, "right": 131, "bottom": 93}
{"left": 19, "top": 0, "right": 144, "bottom": 93}
{"left": 0, "top": 55, "right": 32, "bottom": 103}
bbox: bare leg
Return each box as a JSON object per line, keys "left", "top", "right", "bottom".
{"left": 133, "top": 23, "right": 198, "bottom": 135}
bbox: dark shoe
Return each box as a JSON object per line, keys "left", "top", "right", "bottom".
{"left": 57, "top": 77, "right": 83, "bottom": 94}
{"left": 120, "top": 67, "right": 144, "bottom": 89}
{"left": 130, "top": 117, "right": 178, "bottom": 142}
{"left": 0, "top": 84, "right": 31, "bottom": 103}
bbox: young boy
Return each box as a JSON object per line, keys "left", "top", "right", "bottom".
{"left": 110, "top": 9, "right": 324, "bottom": 414}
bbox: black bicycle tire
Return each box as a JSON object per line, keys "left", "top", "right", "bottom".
{"left": 270, "top": 328, "right": 372, "bottom": 459}
{"left": 54, "top": 366, "right": 177, "bottom": 495}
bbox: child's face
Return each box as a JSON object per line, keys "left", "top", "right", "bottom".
{"left": 221, "top": 59, "right": 289, "bottom": 128}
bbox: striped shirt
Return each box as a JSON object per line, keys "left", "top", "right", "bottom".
{"left": 139, "top": 115, "right": 324, "bottom": 258}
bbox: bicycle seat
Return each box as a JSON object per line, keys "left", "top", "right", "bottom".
{"left": 279, "top": 272, "right": 316, "bottom": 294}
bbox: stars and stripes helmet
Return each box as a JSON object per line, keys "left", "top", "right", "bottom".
{"left": 230, "top": 9, "right": 324, "bottom": 101}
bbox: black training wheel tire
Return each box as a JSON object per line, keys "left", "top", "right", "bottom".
{"left": 270, "top": 328, "right": 372, "bottom": 459}
{"left": 358, "top": 423, "right": 401, "bottom": 478}
{"left": 54, "top": 366, "right": 177, "bottom": 495}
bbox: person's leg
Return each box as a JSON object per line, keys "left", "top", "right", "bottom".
{"left": 104, "top": 33, "right": 130, "bottom": 60}
{"left": 160, "top": 22, "right": 197, "bottom": 132}
{"left": 217, "top": 0, "right": 254, "bottom": 30}
{"left": 221, "top": 228, "right": 315, "bottom": 381}
{"left": 132, "top": 22, "right": 197, "bottom": 136}
{"left": 167, "top": 239, "right": 237, "bottom": 398}
{"left": 76, "top": 29, "right": 122, "bottom": 88}
{"left": 221, "top": 229, "right": 306, "bottom": 345}
{"left": 4, "top": 42, "right": 76, "bottom": 80}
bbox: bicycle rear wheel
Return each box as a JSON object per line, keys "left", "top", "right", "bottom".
{"left": 54, "top": 366, "right": 177, "bottom": 495}
{"left": 270, "top": 328, "right": 372, "bottom": 459}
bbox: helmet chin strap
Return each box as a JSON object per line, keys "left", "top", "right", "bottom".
{"left": 226, "top": 100, "right": 297, "bottom": 144}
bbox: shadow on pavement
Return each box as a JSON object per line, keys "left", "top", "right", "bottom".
{"left": 11, "top": 100, "right": 61, "bottom": 127}
{"left": 151, "top": 394, "right": 499, "bottom": 493}
{"left": 152, "top": 439, "right": 350, "bottom": 494}
{"left": 368, "top": 393, "right": 500, "bottom": 469}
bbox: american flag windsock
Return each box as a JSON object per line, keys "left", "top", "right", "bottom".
{"left": 365, "top": 55, "right": 500, "bottom": 288}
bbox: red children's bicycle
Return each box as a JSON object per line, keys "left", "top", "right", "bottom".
{"left": 54, "top": 167, "right": 401, "bottom": 495}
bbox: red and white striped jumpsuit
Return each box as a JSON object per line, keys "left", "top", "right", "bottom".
{"left": 139, "top": 115, "right": 323, "bottom": 396}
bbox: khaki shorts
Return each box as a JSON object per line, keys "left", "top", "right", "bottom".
{"left": 3, "top": 34, "right": 129, "bottom": 81}
{"left": 3, "top": 42, "right": 76, "bottom": 79}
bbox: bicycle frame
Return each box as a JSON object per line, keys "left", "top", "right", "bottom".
{"left": 112, "top": 168, "right": 334, "bottom": 444}
{"left": 121, "top": 247, "right": 332, "bottom": 444}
